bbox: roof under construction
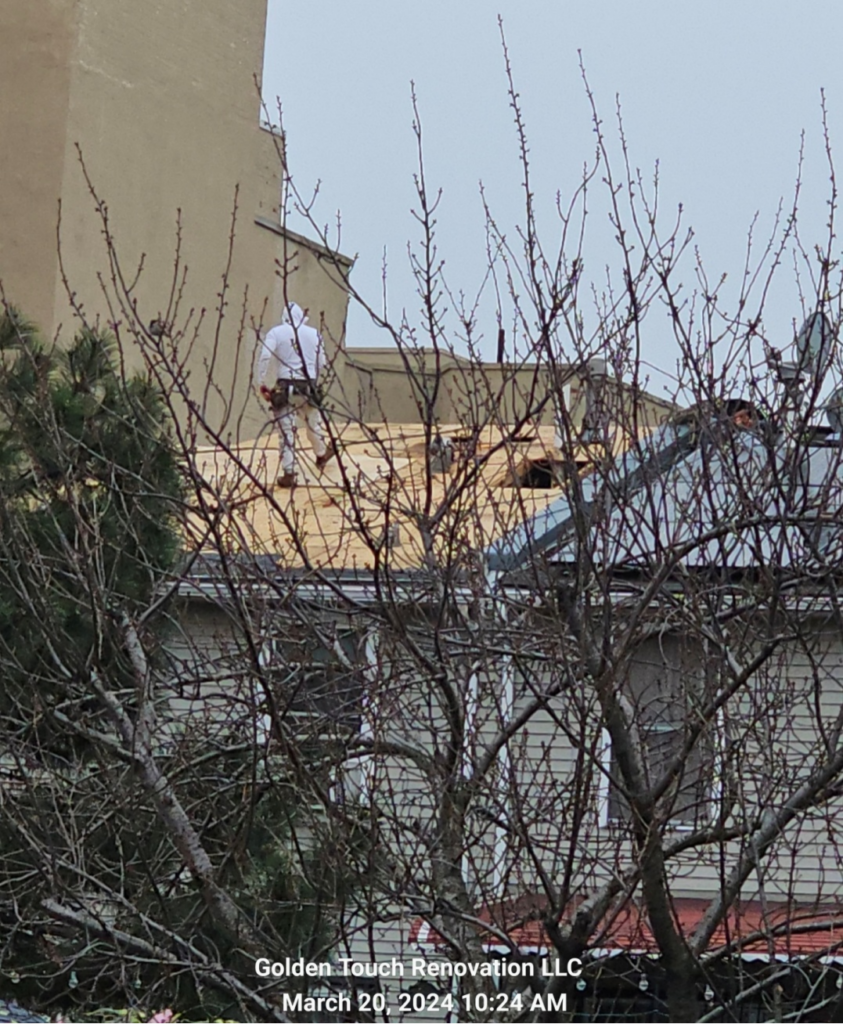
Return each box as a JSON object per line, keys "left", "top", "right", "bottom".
{"left": 185, "top": 422, "right": 626, "bottom": 572}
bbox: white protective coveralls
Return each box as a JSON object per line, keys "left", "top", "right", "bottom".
{"left": 255, "top": 303, "right": 328, "bottom": 476}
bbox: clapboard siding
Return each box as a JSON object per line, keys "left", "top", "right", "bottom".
{"left": 474, "top": 629, "right": 843, "bottom": 904}
{"left": 164, "top": 598, "right": 843, "bottom": 967}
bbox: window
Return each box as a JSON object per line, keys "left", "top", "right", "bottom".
{"left": 250, "top": 627, "right": 366, "bottom": 805}
{"left": 601, "top": 635, "right": 715, "bottom": 828}
{"left": 256, "top": 628, "right": 364, "bottom": 741}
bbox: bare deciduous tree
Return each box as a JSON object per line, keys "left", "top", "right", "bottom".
{"left": 5, "top": 46, "right": 843, "bottom": 1024}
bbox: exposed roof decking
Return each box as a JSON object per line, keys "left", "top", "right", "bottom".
{"left": 186, "top": 423, "right": 616, "bottom": 571}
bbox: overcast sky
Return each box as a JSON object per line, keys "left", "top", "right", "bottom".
{"left": 262, "top": 1, "right": 843, "bottom": 397}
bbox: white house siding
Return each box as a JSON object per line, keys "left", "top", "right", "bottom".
{"left": 160, "top": 593, "right": 843, "bottom": 984}
{"left": 479, "top": 626, "right": 843, "bottom": 911}
{"left": 722, "top": 626, "right": 843, "bottom": 902}
{"left": 160, "top": 604, "right": 246, "bottom": 739}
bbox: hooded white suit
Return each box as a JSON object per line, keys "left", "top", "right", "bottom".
{"left": 255, "top": 302, "right": 325, "bottom": 385}
{"left": 256, "top": 303, "right": 328, "bottom": 478}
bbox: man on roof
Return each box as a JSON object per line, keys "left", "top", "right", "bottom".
{"left": 255, "top": 301, "right": 334, "bottom": 487}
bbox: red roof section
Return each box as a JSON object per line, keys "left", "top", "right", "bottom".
{"left": 410, "top": 897, "right": 843, "bottom": 958}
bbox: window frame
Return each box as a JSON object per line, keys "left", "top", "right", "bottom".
{"left": 597, "top": 635, "right": 721, "bottom": 831}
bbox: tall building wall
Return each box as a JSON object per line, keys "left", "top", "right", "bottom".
{"left": 0, "top": 0, "right": 352, "bottom": 437}
{"left": 0, "top": 0, "right": 78, "bottom": 331}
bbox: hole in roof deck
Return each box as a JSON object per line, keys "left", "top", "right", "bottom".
{"left": 505, "top": 458, "right": 563, "bottom": 489}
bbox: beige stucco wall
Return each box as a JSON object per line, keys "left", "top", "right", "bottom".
{"left": 257, "top": 219, "right": 352, "bottom": 365}
{"left": 0, "top": 0, "right": 352, "bottom": 439}
{"left": 337, "top": 349, "right": 675, "bottom": 432}
{"left": 0, "top": 0, "right": 78, "bottom": 331}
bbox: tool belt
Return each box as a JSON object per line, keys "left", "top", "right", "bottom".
{"left": 268, "top": 379, "right": 322, "bottom": 410}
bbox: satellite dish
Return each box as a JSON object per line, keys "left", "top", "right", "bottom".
{"left": 795, "top": 311, "right": 834, "bottom": 384}
{"left": 826, "top": 385, "right": 843, "bottom": 433}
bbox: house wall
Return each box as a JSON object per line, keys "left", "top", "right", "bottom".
{"left": 339, "top": 351, "right": 674, "bottom": 433}
{"left": 487, "top": 628, "right": 843, "bottom": 907}
{"left": 166, "top": 592, "right": 843, "bottom": 983}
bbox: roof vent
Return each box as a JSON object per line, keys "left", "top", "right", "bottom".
{"left": 384, "top": 523, "right": 401, "bottom": 548}
{"left": 429, "top": 435, "right": 454, "bottom": 473}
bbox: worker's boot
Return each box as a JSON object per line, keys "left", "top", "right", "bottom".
{"left": 276, "top": 472, "right": 296, "bottom": 488}
{"left": 315, "top": 443, "right": 336, "bottom": 471}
